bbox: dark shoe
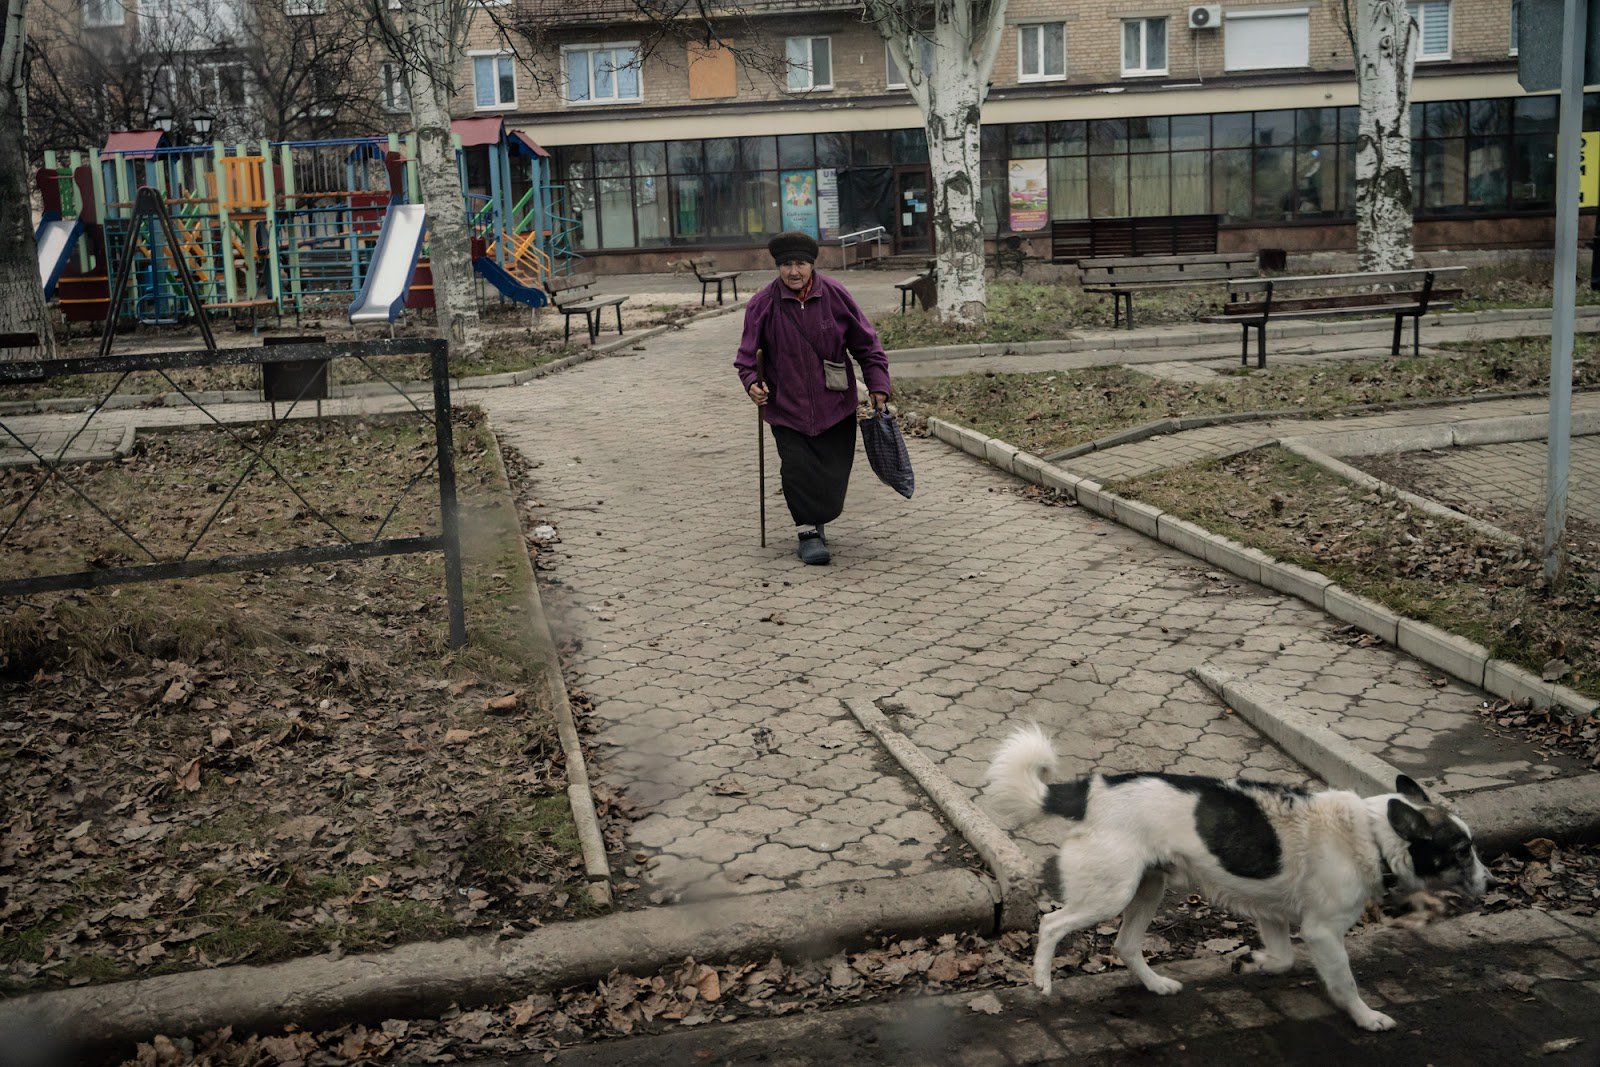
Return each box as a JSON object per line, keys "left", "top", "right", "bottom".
{"left": 797, "top": 530, "right": 831, "bottom": 565}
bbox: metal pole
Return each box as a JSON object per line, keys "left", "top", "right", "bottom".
{"left": 1547, "top": 0, "right": 1587, "bottom": 587}
{"left": 433, "top": 342, "right": 467, "bottom": 647}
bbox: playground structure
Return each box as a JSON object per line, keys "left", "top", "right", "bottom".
{"left": 36, "top": 117, "right": 572, "bottom": 330}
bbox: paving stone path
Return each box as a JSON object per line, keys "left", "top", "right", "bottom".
{"left": 478, "top": 302, "right": 1548, "bottom": 905}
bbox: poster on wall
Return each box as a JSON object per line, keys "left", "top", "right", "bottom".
{"left": 817, "top": 168, "right": 840, "bottom": 238}
{"left": 781, "top": 169, "right": 819, "bottom": 237}
{"left": 1008, "top": 159, "right": 1049, "bottom": 232}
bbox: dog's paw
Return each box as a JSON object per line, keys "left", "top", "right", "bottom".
{"left": 1353, "top": 1009, "right": 1396, "bottom": 1032}
{"left": 1241, "top": 952, "right": 1294, "bottom": 976}
{"left": 1144, "top": 975, "right": 1183, "bottom": 996}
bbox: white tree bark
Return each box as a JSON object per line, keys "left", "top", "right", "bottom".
{"left": 368, "top": 0, "right": 482, "bottom": 359}
{"left": 1, "top": 0, "right": 55, "bottom": 359}
{"left": 868, "top": 0, "right": 1007, "bottom": 325}
{"left": 1351, "top": 0, "right": 1417, "bottom": 272}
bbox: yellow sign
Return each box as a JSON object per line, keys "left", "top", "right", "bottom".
{"left": 1583, "top": 132, "right": 1599, "bottom": 208}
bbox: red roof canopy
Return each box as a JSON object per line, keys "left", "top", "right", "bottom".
{"left": 451, "top": 116, "right": 505, "bottom": 148}
{"left": 103, "top": 130, "right": 168, "bottom": 157}
{"left": 509, "top": 131, "right": 549, "bottom": 158}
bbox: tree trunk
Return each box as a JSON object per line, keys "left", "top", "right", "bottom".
{"left": 1352, "top": 0, "right": 1417, "bottom": 272}
{"left": 885, "top": 1, "right": 1008, "bottom": 327}
{"left": 410, "top": 79, "right": 482, "bottom": 360}
{"left": 1, "top": 0, "right": 55, "bottom": 359}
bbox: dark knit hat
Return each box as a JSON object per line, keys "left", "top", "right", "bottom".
{"left": 767, "top": 230, "right": 819, "bottom": 264}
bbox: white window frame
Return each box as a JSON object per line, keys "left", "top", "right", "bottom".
{"left": 786, "top": 35, "right": 833, "bottom": 92}
{"left": 470, "top": 50, "right": 517, "bottom": 111}
{"left": 885, "top": 36, "right": 935, "bottom": 90}
{"left": 1017, "top": 22, "right": 1066, "bottom": 83}
{"left": 84, "top": 0, "right": 125, "bottom": 27}
{"left": 562, "top": 42, "right": 643, "bottom": 106}
{"left": 283, "top": 0, "right": 325, "bottom": 14}
{"left": 1408, "top": 0, "right": 1452, "bottom": 61}
{"left": 1121, "top": 17, "right": 1168, "bottom": 77}
{"left": 380, "top": 62, "right": 410, "bottom": 114}
{"left": 1223, "top": 8, "right": 1311, "bottom": 72}
{"left": 1509, "top": 0, "right": 1519, "bottom": 55}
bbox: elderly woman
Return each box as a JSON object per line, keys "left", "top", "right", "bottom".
{"left": 734, "top": 231, "right": 891, "bottom": 565}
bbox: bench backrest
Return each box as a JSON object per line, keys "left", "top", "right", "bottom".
{"left": 547, "top": 273, "right": 596, "bottom": 305}
{"left": 1227, "top": 266, "right": 1466, "bottom": 297}
{"left": 689, "top": 259, "right": 724, "bottom": 280}
{"left": 1081, "top": 253, "right": 1256, "bottom": 286}
{"left": 1051, "top": 214, "right": 1219, "bottom": 262}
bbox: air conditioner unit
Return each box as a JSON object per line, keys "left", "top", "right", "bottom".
{"left": 1188, "top": 5, "right": 1222, "bottom": 29}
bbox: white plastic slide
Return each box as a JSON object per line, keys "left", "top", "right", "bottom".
{"left": 36, "top": 217, "right": 82, "bottom": 300}
{"left": 347, "top": 203, "right": 427, "bottom": 324}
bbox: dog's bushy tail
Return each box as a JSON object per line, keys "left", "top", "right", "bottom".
{"left": 984, "top": 723, "right": 1058, "bottom": 826}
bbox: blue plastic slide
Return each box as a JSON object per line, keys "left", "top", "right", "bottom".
{"left": 348, "top": 203, "right": 427, "bottom": 324}
{"left": 473, "top": 255, "right": 549, "bottom": 309}
{"left": 36, "top": 214, "right": 83, "bottom": 301}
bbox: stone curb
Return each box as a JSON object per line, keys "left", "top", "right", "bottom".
{"left": 479, "top": 420, "right": 612, "bottom": 905}
{"left": 0, "top": 301, "right": 749, "bottom": 417}
{"left": 1190, "top": 666, "right": 1600, "bottom": 856}
{"left": 889, "top": 304, "right": 1600, "bottom": 364}
{"left": 0, "top": 870, "right": 1000, "bottom": 1057}
{"left": 844, "top": 698, "right": 1035, "bottom": 932}
{"left": 925, "top": 417, "right": 1600, "bottom": 725}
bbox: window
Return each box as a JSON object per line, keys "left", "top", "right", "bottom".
{"left": 84, "top": 0, "right": 123, "bottom": 25}
{"left": 1510, "top": 0, "right": 1519, "bottom": 55}
{"left": 380, "top": 62, "right": 410, "bottom": 114}
{"left": 158, "top": 59, "right": 251, "bottom": 114}
{"left": 1018, "top": 23, "right": 1066, "bottom": 82}
{"left": 472, "top": 52, "right": 516, "bottom": 110}
{"left": 786, "top": 36, "right": 832, "bottom": 91}
{"left": 1224, "top": 9, "right": 1310, "bottom": 71}
{"left": 1122, "top": 18, "right": 1167, "bottom": 77}
{"left": 1409, "top": 1, "right": 1451, "bottom": 60}
{"left": 283, "top": 0, "right": 325, "bottom": 13}
{"left": 885, "top": 35, "right": 935, "bottom": 89}
{"left": 565, "top": 44, "right": 641, "bottom": 104}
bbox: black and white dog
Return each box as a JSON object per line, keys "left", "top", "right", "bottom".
{"left": 984, "top": 724, "right": 1489, "bottom": 1031}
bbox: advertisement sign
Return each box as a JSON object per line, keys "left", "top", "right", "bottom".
{"left": 1008, "top": 159, "right": 1049, "bottom": 232}
{"left": 817, "top": 168, "right": 840, "bottom": 238}
{"left": 781, "top": 169, "right": 818, "bottom": 237}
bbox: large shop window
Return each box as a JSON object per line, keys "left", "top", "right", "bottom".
{"left": 473, "top": 53, "right": 516, "bottom": 110}
{"left": 1018, "top": 23, "right": 1066, "bottom": 82}
{"left": 1122, "top": 18, "right": 1167, "bottom": 77}
{"left": 786, "top": 36, "right": 833, "bottom": 91}
{"left": 566, "top": 44, "right": 642, "bottom": 104}
{"left": 1224, "top": 9, "right": 1310, "bottom": 71}
{"left": 1408, "top": 1, "right": 1451, "bottom": 60}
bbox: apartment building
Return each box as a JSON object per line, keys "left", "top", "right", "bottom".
{"left": 461, "top": 0, "right": 1565, "bottom": 272}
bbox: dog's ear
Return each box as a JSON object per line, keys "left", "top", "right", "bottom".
{"left": 1394, "top": 775, "right": 1429, "bottom": 803}
{"left": 1387, "top": 798, "right": 1431, "bottom": 841}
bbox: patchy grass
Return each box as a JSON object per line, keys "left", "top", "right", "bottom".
{"left": 1454, "top": 256, "right": 1600, "bottom": 313}
{"left": 896, "top": 335, "right": 1600, "bottom": 458}
{"left": 1117, "top": 448, "right": 1600, "bottom": 700}
{"left": 0, "top": 411, "right": 595, "bottom": 992}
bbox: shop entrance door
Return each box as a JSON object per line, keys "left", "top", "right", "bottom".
{"left": 894, "top": 167, "right": 933, "bottom": 255}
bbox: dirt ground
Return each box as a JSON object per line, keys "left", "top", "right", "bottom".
{"left": 1, "top": 410, "right": 590, "bottom": 994}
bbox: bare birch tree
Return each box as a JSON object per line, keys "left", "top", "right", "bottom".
{"left": 1344, "top": 0, "right": 1418, "bottom": 271}
{"left": 2, "top": 0, "right": 52, "bottom": 358}
{"left": 363, "top": 0, "right": 483, "bottom": 360}
{"left": 860, "top": 1, "right": 1006, "bottom": 325}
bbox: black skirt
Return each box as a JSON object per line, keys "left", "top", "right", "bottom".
{"left": 771, "top": 414, "right": 857, "bottom": 527}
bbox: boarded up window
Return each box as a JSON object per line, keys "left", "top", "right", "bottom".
{"left": 689, "top": 41, "right": 736, "bottom": 99}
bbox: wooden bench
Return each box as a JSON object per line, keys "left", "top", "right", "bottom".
{"left": 1212, "top": 267, "right": 1467, "bottom": 368}
{"left": 1051, "top": 214, "right": 1220, "bottom": 264}
{"left": 548, "top": 273, "right": 628, "bottom": 343}
{"left": 204, "top": 298, "right": 277, "bottom": 333}
{"left": 894, "top": 261, "right": 937, "bottom": 314}
{"left": 690, "top": 259, "right": 742, "bottom": 306}
{"left": 1079, "top": 252, "right": 1259, "bottom": 330}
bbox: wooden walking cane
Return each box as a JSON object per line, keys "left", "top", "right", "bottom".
{"left": 756, "top": 349, "right": 767, "bottom": 547}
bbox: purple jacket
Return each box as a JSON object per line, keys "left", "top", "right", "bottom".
{"left": 734, "top": 272, "right": 892, "bottom": 436}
